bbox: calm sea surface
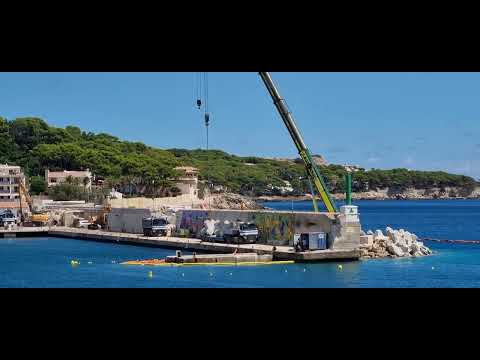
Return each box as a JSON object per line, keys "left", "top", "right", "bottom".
{"left": 1, "top": 200, "right": 480, "bottom": 288}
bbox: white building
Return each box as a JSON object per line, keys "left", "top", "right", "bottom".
{"left": 267, "top": 180, "right": 295, "bottom": 195}
{"left": 343, "top": 164, "right": 363, "bottom": 172}
{"left": 0, "top": 164, "right": 26, "bottom": 218}
{"left": 174, "top": 166, "right": 199, "bottom": 198}
{"left": 45, "top": 169, "right": 92, "bottom": 188}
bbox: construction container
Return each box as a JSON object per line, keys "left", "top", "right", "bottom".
{"left": 308, "top": 232, "right": 327, "bottom": 250}
{"left": 294, "top": 232, "right": 327, "bottom": 251}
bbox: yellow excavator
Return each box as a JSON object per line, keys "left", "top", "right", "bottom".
{"left": 88, "top": 203, "right": 111, "bottom": 229}
{"left": 18, "top": 181, "right": 49, "bottom": 226}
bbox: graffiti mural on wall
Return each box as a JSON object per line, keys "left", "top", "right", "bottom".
{"left": 178, "top": 210, "right": 296, "bottom": 245}
{"left": 179, "top": 211, "right": 209, "bottom": 235}
{"left": 253, "top": 212, "right": 295, "bottom": 243}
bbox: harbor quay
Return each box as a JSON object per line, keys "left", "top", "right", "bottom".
{"left": 0, "top": 226, "right": 361, "bottom": 262}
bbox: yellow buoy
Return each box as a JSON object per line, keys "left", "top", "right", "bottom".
{"left": 338, "top": 264, "right": 343, "bottom": 270}
{"left": 148, "top": 271, "right": 153, "bottom": 278}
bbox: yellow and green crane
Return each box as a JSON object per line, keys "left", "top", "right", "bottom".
{"left": 259, "top": 72, "right": 338, "bottom": 213}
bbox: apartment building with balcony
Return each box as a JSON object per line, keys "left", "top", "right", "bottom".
{"left": 0, "top": 164, "right": 26, "bottom": 217}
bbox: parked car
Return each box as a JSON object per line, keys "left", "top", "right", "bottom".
{"left": 0, "top": 210, "right": 17, "bottom": 227}
{"left": 76, "top": 219, "right": 92, "bottom": 229}
{"left": 88, "top": 223, "right": 101, "bottom": 230}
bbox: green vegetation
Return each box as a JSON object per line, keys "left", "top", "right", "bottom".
{"left": 29, "top": 176, "right": 47, "bottom": 195}
{"left": 0, "top": 116, "right": 477, "bottom": 198}
{"left": 0, "top": 117, "right": 179, "bottom": 199}
{"left": 169, "top": 150, "right": 478, "bottom": 196}
{"left": 350, "top": 168, "right": 477, "bottom": 193}
{"left": 48, "top": 182, "right": 108, "bottom": 203}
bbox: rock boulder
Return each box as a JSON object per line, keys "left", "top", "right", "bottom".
{"left": 387, "top": 243, "right": 406, "bottom": 257}
{"left": 361, "top": 226, "right": 433, "bottom": 260}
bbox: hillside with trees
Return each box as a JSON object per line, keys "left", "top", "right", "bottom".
{"left": 0, "top": 116, "right": 477, "bottom": 198}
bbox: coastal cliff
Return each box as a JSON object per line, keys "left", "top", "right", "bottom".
{"left": 258, "top": 186, "right": 480, "bottom": 202}
{"left": 334, "top": 186, "right": 480, "bottom": 200}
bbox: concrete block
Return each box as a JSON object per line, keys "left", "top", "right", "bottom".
{"left": 360, "top": 235, "right": 374, "bottom": 247}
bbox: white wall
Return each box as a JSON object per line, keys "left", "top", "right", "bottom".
{"left": 107, "top": 208, "right": 151, "bottom": 234}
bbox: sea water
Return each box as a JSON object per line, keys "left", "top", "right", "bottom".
{"left": 1, "top": 200, "right": 479, "bottom": 288}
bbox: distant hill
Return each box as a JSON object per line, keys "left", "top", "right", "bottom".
{"left": 266, "top": 154, "right": 328, "bottom": 166}
{"left": 0, "top": 116, "right": 477, "bottom": 197}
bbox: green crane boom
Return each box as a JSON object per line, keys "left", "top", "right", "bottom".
{"left": 259, "top": 72, "right": 338, "bottom": 213}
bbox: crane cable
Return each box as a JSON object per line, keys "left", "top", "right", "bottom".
{"left": 203, "top": 72, "right": 210, "bottom": 207}
{"left": 204, "top": 72, "right": 209, "bottom": 113}
{"left": 194, "top": 72, "right": 211, "bottom": 150}
{"left": 195, "top": 72, "right": 202, "bottom": 110}
{"left": 204, "top": 72, "right": 210, "bottom": 150}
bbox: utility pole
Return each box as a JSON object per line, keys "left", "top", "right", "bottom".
{"left": 345, "top": 171, "right": 352, "bottom": 206}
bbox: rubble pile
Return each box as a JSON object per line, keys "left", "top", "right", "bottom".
{"left": 360, "top": 227, "right": 433, "bottom": 259}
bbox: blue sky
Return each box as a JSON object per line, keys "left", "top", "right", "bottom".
{"left": 1, "top": 72, "right": 479, "bottom": 179}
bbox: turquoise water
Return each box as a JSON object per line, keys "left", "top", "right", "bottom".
{"left": 1, "top": 200, "right": 480, "bottom": 288}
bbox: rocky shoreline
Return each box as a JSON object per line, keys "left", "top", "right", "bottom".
{"left": 206, "top": 193, "right": 264, "bottom": 210}
{"left": 360, "top": 227, "right": 433, "bottom": 259}
{"left": 257, "top": 186, "right": 480, "bottom": 202}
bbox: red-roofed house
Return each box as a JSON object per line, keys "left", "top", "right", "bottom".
{"left": 45, "top": 169, "right": 92, "bottom": 189}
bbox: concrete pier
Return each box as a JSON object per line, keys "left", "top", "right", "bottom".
{"left": 0, "top": 227, "right": 360, "bottom": 262}
{"left": 165, "top": 253, "right": 273, "bottom": 264}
